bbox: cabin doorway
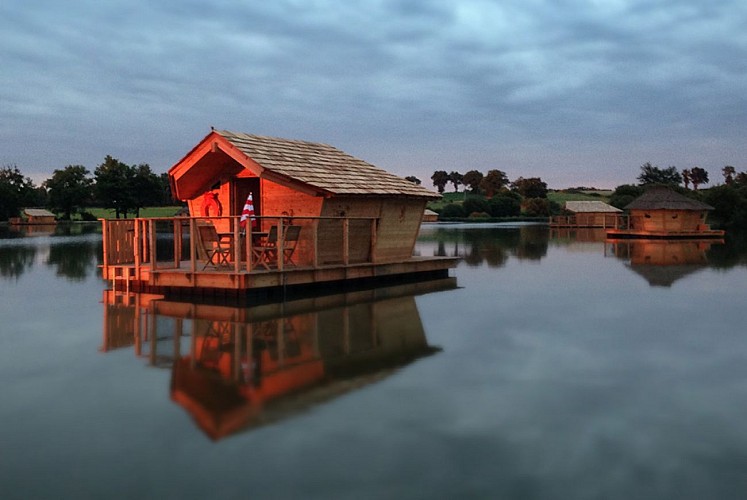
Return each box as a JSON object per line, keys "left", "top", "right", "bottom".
{"left": 232, "top": 178, "right": 261, "bottom": 220}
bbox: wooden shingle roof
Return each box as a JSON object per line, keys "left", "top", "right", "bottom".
{"left": 564, "top": 201, "right": 622, "bottom": 213}
{"left": 625, "top": 186, "right": 713, "bottom": 211}
{"left": 216, "top": 130, "right": 439, "bottom": 199}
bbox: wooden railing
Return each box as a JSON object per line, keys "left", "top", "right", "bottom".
{"left": 549, "top": 214, "right": 628, "bottom": 229}
{"left": 101, "top": 215, "right": 380, "bottom": 278}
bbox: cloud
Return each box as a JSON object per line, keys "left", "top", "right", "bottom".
{"left": 2, "top": 0, "right": 747, "bottom": 188}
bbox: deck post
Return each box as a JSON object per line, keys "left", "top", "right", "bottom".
{"left": 134, "top": 220, "right": 141, "bottom": 280}
{"left": 149, "top": 219, "right": 157, "bottom": 271}
{"left": 233, "top": 216, "right": 241, "bottom": 274}
{"left": 277, "top": 218, "right": 285, "bottom": 272}
{"left": 245, "top": 221, "right": 253, "bottom": 272}
{"left": 312, "top": 218, "right": 319, "bottom": 268}
{"left": 370, "top": 218, "right": 377, "bottom": 264}
{"left": 189, "top": 218, "right": 197, "bottom": 273}
{"left": 342, "top": 218, "right": 349, "bottom": 266}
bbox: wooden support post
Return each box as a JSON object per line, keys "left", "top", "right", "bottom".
{"left": 277, "top": 218, "right": 285, "bottom": 272}
{"left": 149, "top": 220, "right": 157, "bottom": 271}
{"left": 233, "top": 216, "right": 241, "bottom": 274}
{"left": 342, "top": 218, "right": 349, "bottom": 266}
{"left": 370, "top": 218, "right": 377, "bottom": 264}
{"left": 189, "top": 218, "right": 197, "bottom": 273}
{"left": 312, "top": 218, "right": 319, "bottom": 268}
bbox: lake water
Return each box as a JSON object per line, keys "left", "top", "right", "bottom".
{"left": 1, "top": 223, "right": 746, "bottom": 499}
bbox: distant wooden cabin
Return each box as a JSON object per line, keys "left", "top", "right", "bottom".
{"left": 168, "top": 130, "right": 440, "bottom": 263}
{"left": 607, "top": 186, "right": 724, "bottom": 239}
{"left": 422, "top": 209, "right": 439, "bottom": 222}
{"left": 9, "top": 208, "right": 57, "bottom": 225}
{"left": 550, "top": 200, "right": 623, "bottom": 228}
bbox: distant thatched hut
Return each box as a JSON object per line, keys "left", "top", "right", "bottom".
{"left": 607, "top": 186, "right": 724, "bottom": 239}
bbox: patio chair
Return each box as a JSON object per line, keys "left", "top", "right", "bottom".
{"left": 251, "top": 225, "right": 302, "bottom": 270}
{"left": 282, "top": 225, "right": 302, "bottom": 266}
{"left": 197, "top": 223, "right": 232, "bottom": 270}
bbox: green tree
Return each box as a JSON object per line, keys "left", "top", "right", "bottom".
{"left": 44, "top": 165, "right": 93, "bottom": 220}
{"left": 480, "top": 169, "right": 509, "bottom": 198}
{"left": 448, "top": 171, "right": 463, "bottom": 192}
{"left": 637, "top": 162, "right": 682, "bottom": 186}
{"left": 431, "top": 170, "right": 449, "bottom": 194}
{"left": 522, "top": 197, "right": 551, "bottom": 216}
{"left": 462, "top": 170, "right": 484, "bottom": 193}
{"left": 0, "top": 166, "right": 38, "bottom": 220}
{"left": 511, "top": 177, "right": 548, "bottom": 198}
{"left": 94, "top": 156, "right": 135, "bottom": 218}
{"left": 723, "top": 166, "right": 736, "bottom": 185}
{"left": 131, "top": 164, "right": 163, "bottom": 217}
{"left": 608, "top": 184, "right": 644, "bottom": 209}
{"left": 488, "top": 194, "right": 521, "bottom": 217}
{"left": 689, "top": 166, "right": 709, "bottom": 191}
{"left": 682, "top": 168, "right": 691, "bottom": 189}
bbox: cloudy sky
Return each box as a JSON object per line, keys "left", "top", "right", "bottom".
{"left": 2, "top": 0, "right": 746, "bottom": 189}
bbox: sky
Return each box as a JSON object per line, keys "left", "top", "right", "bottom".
{"left": 2, "top": 0, "right": 747, "bottom": 190}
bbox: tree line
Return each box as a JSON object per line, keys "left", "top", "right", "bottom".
{"left": 606, "top": 162, "right": 747, "bottom": 230}
{"left": 0, "top": 157, "right": 174, "bottom": 221}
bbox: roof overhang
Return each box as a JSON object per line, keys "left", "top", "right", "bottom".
{"left": 168, "top": 131, "right": 332, "bottom": 200}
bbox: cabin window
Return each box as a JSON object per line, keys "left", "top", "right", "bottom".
{"left": 672, "top": 214, "right": 678, "bottom": 219}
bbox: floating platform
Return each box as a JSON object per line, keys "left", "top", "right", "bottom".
{"left": 606, "top": 228, "right": 725, "bottom": 240}
{"left": 101, "top": 216, "right": 459, "bottom": 299}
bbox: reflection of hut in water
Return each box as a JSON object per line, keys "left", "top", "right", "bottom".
{"left": 101, "top": 278, "right": 456, "bottom": 439}
{"left": 607, "top": 186, "right": 724, "bottom": 239}
{"left": 607, "top": 239, "right": 720, "bottom": 287}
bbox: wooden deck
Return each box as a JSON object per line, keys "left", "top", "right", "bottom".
{"left": 102, "top": 216, "right": 459, "bottom": 297}
{"left": 606, "top": 228, "right": 725, "bottom": 240}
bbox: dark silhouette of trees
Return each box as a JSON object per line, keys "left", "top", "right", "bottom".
{"left": 0, "top": 166, "right": 40, "bottom": 220}
{"left": 131, "top": 164, "right": 163, "bottom": 217}
{"left": 637, "top": 162, "right": 682, "bottom": 186}
{"left": 688, "top": 166, "right": 709, "bottom": 190}
{"left": 723, "top": 166, "right": 736, "bottom": 185}
{"left": 44, "top": 165, "right": 93, "bottom": 220}
{"left": 431, "top": 170, "right": 449, "bottom": 194}
{"left": 480, "top": 169, "right": 509, "bottom": 197}
{"left": 682, "top": 168, "right": 691, "bottom": 189}
{"left": 94, "top": 156, "right": 135, "bottom": 218}
{"left": 609, "top": 184, "right": 644, "bottom": 209}
{"left": 404, "top": 176, "right": 421, "bottom": 185}
{"left": 511, "top": 177, "right": 548, "bottom": 198}
{"left": 448, "top": 171, "right": 463, "bottom": 192}
{"left": 462, "top": 170, "right": 484, "bottom": 193}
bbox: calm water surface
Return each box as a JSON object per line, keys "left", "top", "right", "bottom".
{"left": 1, "top": 223, "right": 746, "bottom": 499}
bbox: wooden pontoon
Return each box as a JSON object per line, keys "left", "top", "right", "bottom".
{"left": 606, "top": 186, "right": 724, "bottom": 239}
{"left": 101, "top": 130, "right": 458, "bottom": 296}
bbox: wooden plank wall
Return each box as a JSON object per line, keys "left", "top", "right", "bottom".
{"left": 104, "top": 220, "right": 136, "bottom": 266}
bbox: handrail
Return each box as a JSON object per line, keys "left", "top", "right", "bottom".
{"left": 101, "top": 215, "right": 381, "bottom": 277}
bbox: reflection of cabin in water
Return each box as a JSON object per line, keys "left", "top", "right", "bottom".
{"left": 607, "top": 186, "right": 724, "bottom": 239}
{"left": 101, "top": 129, "right": 458, "bottom": 296}
{"left": 101, "top": 278, "right": 456, "bottom": 439}
{"left": 607, "top": 239, "right": 719, "bottom": 287}
{"left": 550, "top": 201, "right": 624, "bottom": 228}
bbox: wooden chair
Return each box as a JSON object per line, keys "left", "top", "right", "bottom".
{"left": 282, "top": 225, "right": 302, "bottom": 266}
{"left": 251, "top": 225, "right": 302, "bottom": 270}
{"left": 197, "top": 223, "right": 232, "bottom": 270}
{"left": 251, "top": 225, "right": 278, "bottom": 270}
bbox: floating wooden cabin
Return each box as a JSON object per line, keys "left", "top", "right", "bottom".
{"left": 9, "top": 208, "right": 57, "bottom": 225}
{"left": 607, "top": 186, "right": 724, "bottom": 239}
{"left": 101, "top": 130, "right": 458, "bottom": 296}
{"left": 550, "top": 201, "right": 624, "bottom": 228}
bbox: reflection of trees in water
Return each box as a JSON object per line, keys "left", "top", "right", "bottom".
{"left": 46, "top": 242, "right": 99, "bottom": 281}
{"left": 0, "top": 246, "right": 37, "bottom": 280}
{"left": 707, "top": 231, "right": 747, "bottom": 268}
{"left": 429, "top": 225, "right": 549, "bottom": 267}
